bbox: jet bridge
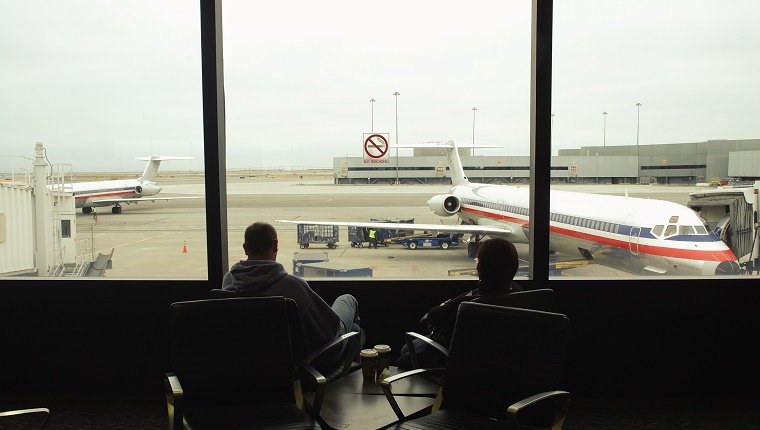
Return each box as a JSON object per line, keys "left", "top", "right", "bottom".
{"left": 688, "top": 182, "right": 760, "bottom": 272}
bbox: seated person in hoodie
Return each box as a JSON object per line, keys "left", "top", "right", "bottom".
{"left": 222, "top": 222, "right": 361, "bottom": 372}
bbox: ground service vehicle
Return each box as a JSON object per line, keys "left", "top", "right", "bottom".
{"left": 401, "top": 233, "right": 461, "bottom": 250}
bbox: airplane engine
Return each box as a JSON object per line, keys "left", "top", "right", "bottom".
{"left": 427, "top": 194, "right": 461, "bottom": 217}
{"left": 135, "top": 183, "right": 161, "bottom": 197}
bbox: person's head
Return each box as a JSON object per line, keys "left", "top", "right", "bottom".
{"left": 243, "top": 222, "right": 278, "bottom": 260}
{"left": 476, "top": 238, "right": 519, "bottom": 287}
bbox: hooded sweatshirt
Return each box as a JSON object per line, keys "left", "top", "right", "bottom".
{"left": 222, "top": 259, "right": 341, "bottom": 361}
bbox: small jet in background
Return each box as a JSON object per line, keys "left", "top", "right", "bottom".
{"left": 71, "top": 156, "right": 198, "bottom": 214}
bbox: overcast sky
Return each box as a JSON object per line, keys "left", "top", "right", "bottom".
{"left": 2, "top": 0, "right": 759, "bottom": 172}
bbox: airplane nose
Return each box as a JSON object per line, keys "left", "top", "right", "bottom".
{"left": 715, "top": 260, "right": 741, "bottom": 275}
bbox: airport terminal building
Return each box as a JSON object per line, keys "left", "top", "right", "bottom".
{"left": 334, "top": 138, "right": 760, "bottom": 185}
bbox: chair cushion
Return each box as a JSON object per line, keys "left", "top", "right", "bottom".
{"left": 183, "top": 403, "right": 321, "bottom": 430}
{"left": 388, "top": 410, "right": 516, "bottom": 430}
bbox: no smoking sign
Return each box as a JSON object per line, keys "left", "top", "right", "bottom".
{"left": 363, "top": 133, "right": 390, "bottom": 163}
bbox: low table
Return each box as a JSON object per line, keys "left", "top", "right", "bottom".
{"left": 304, "top": 366, "right": 439, "bottom": 430}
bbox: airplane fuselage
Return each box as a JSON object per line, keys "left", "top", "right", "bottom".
{"left": 71, "top": 179, "right": 161, "bottom": 209}
{"left": 450, "top": 183, "right": 739, "bottom": 276}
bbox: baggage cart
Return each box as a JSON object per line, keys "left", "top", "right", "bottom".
{"left": 297, "top": 224, "right": 339, "bottom": 249}
{"left": 348, "top": 226, "right": 366, "bottom": 248}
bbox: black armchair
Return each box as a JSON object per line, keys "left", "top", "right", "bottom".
{"left": 405, "top": 288, "right": 556, "bottom": 370}
{"left": 472, "top": 288, "right": 554, "bottom": 311}
{"left": 164, "top": 296, "right": 323, "bottom": 430}
{"left": 208, "top": 289, "right": 361, "bottom": 416}
{"left": 0, "top": 408, "right": 50, "bottom": 429}
{"left": 383, "top": 302, "right": 571, "bottom": 430}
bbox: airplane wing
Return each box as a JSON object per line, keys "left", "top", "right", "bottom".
{"left": 91, "top": 196, "right": 202, "bottom": 205}
{"left": 276, "top": 219, "right": 512, "bottom": 237}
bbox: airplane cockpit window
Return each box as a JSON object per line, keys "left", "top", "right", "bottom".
{"left": 679, "top": 225, "right": 696, "bottom": 235}
{"left": 652, "top": 225, "right": 664, "bottom": 237}
{"left": 668, "top": 216, "right": 679, "bottom": 223}
{"left": 664, "top": 224, "right": 677, "bottom": 237}
{"left": 695, "top": 225, "right": 708, "bottom": 235}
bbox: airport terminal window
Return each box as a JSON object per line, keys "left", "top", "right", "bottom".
{"left": 1, "top": 1, "right": 206, "bottom": 279}
{"left": 223, "top": 0, "right": 533, "bottom": 280}
{"left": 551, "top": 0, "right": 756, "bottom": 278}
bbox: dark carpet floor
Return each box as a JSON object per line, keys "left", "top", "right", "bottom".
{"left": 3, "top": 395, "right": 759, "bottom": 429}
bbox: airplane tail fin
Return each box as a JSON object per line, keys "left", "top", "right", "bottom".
{"left": 444, "top": 140, "right": 469, "bottom": 186}
{"left": 135, "top": 156, "right": 194, "bottom": 182}
{"left": 396, "top": 140, "right": 475, "bottom": 186}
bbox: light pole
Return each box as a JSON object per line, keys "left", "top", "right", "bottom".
{"left": 602, "top": 111, "right": 608, "bottom": 147}
{"left": 393, "top": 91, "right": 400, "bottom": 184}
{"left": 472, "top": 107, "right": 477, "bottom": 155}
{"left": 635, "top": 102, "right": 642, "bottom": 183}
{"left": 369, "top": 98, "right": 375, "bottom": 132}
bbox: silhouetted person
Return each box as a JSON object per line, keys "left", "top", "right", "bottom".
{"left": 222, "top": 222, "right": 362, "bottom": 371}
{"left": 397, "top": 237, "right": 522, "bottom": 369}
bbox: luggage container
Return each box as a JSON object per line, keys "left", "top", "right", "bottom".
{"left": 292, "top": 251, "right": 329, "bottom": 276}
{"left": 296, "top": 224, "right": 339, "bottom": 249}
{"left": 300, "top": 262, "right": 373, "bottom": 278}
{"left": 348, "top": 226, "right": 366, "bottom": 248}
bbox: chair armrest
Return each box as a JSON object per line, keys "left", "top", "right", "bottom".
{"left": 0, "top": 408, "right": 50, "bottom": 429}
{"left": 304, "top": 331, "right": 361, "bottom": 380}
{"left": 303, "top": 331, "right": 360, "bottom": 366}
{"left": 404, "top": 331, "right": 449, "bottom": 369}
{"left": 164, "top": 373, "right": 184, "bottom": 430}
{"left": 506, "top": 390, "right": 571, "bottom": 430}
{"left": 297, "top": 362, "right": 328, "bottom": 417}
{"left": 380, "top": 368, "right": 445, "bottom": 420}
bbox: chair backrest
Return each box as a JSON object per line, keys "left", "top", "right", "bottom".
{"left": 209, "top": 289, "right": 309, "bottom": 359}
{"left": 168, "top": 296, "right": 303, "bottom": 408}
{"left": 441, "top": 302, "right": 570, "bottom": 418}
{"left": 472, "top": 288, "right": 554, "bottom": 312}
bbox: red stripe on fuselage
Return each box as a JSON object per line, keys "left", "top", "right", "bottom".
{"left": 462, "top": 206, "right": 736, "bottom": 262}
{"left": 75, "top": 190, "right": 135, "bottom": 200}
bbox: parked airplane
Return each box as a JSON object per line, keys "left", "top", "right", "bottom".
{"left": 279, "top": 141, "right": 741, "bottom": 276}
{"left": 71, "top": 156, "right": 196, "bottom": 214}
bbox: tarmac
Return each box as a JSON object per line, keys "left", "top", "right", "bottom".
{"left": 77, "top": 173, "right": 712, "bottom": 280}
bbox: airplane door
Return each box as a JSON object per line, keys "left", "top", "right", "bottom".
{"left": 629, "top": 226, "right": 641, "bottom": 255}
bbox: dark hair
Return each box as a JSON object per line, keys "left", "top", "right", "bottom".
{"left": 476, "top": 238, "right": 519, "bottom": 287}
{"left": 244, "top": 222, "right": 278, "bottom": 254}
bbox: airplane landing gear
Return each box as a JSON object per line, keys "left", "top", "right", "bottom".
{"left": 112, "top": 205, "right": 123, "bottom": 214}
{"left": 82, "top": 207, "right": 92, "bottom": 214}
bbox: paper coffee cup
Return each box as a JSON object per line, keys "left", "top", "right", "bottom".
{"left": 361, "top": 349, "right": 379, "bottom": 358}
{"left": 360, "top": 349, "right": 378, "bottom": 382}
{"left": 373, "top": 344, "right": 392, "bottom": 380}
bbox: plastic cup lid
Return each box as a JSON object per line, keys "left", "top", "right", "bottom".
{"left": 360, "top": 348, "right": 378, "bottom": 357}
{"left": 373, "top": 344, "right": 391, "bottom": 353}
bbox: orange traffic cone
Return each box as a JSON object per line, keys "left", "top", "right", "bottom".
{"left": 181, "top": 241, "right": 188, "bottom": 253}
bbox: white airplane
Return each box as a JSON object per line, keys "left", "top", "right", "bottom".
{"left": 71, "top": 156, "right": 197, "bottom": 214}
{"left": 279, "top": 141, "right": 741, "bottom": 276}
